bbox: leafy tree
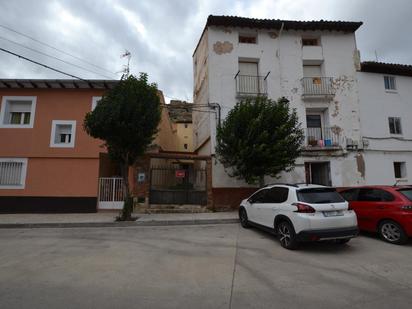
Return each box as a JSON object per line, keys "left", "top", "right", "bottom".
{"left": 216, "top": 96, "right": 304, "bottom": 187}
{"left": 84, "top": 74, "right": 161, "bottom": 220}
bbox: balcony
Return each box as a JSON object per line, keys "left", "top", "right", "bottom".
{"left": 304, "top": 127, "right": 342, "bottom": 150}
{"left": 301, "top": 77, "right": 335, "bottom": 100}
{"left": 235, "top": 74, "right": 267, "bottom": 97}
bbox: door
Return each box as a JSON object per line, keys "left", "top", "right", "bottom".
{"left": 98, "top": 177, "right": 125, "bottom": 210}
{"left": 247, "top": 189, "right": 267, "bottom": 224}
{"left": 258, "top": 186, "right": 289, "bottom": 228}
{"left": 238, "top": 61, "right": 259, "bottom": 94}
{"left": 303, "top": 65, "right": 322, "bottom": 77}
{"left": 306, "top": 162, "right": 331, "bottom": 186}
{"left": 306, "top": 114, "right": 323, "bottom": 145}
{"left": 353, "top": 188, "right": 395, "bottom": 231}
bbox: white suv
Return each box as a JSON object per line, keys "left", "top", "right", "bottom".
{"left": 239, "top": 184, "right": 358, "bottom": 249}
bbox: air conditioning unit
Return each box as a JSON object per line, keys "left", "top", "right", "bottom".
{"left": 346, "top": 138, "right": 358, "bottom": 150}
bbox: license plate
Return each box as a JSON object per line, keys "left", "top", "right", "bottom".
{"left": 323, "top": 211, "right": 343, "bottom": 217}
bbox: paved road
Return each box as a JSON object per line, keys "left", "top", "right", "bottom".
{"left": 1, "top": 224, "right": 411, "bottom": 309}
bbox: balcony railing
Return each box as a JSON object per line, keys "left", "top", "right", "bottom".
{"left": 302, "top": 77, "right": 335, "bottom": 97}
{"left": 305, "top": 127, "right": 342, "bottom": 148}
{"left": 236, "top": 74, "right": 267, "bottom": 96}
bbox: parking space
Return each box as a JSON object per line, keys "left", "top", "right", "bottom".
{"left": 0, "top": 224, "right": 411, "bottom": 309}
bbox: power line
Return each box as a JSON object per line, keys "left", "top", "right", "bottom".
{"left": 0, "top": 36, "right": 115, "bottom": 79}
{"left": 0, "top": 23, "right": 116, "bottom": 76}
{"left": 0, "top": 47, "right": 87, "bottom": 81}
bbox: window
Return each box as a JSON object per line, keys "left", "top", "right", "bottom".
{"left": 340, "top": 188, "right": 359, "bottom": 201}
{"left": 297, "top": 188, "right": 345, "bottom": 203}
{"left": 239, "top": 34, "right": 257, "bottom": 44}
{"left": 264, "top": 187, "right": 289, "bottom": 203}
{"left": 0, "top": 96, "right": 36, "bottom": 128}
{"left": 0, "top": 158, "right": 28, "bottom": 189}
{"left": 248, "top": 189, "right": 267, "bottom": 203}
{"left": 384, "top": 76, "right": 396, "bottom": 91}
{"left": 388, "top": 117, "right": 402, "bottom": 134}
{"left": 184, "top": 124, "right": 188, "bottom": 128}
{"left": 394, "top": 162, "right": 407, "bottom": 179}
{"left": 183, "top": 143, "right": 188, "bottom": 150}
{"left": 358, "top": 189, "right": 394, "bottom": 202}
{"left": 91, "top": 96, "right": 102, "bottom": 110}
{"left": 398, "top": 189, "right": 412, "bottom": 201}
{"left": 50, "top": 120, "right": 76, "bottom": 148}
{"left": 302, "top": 38, "right": 319, "bottom": 46}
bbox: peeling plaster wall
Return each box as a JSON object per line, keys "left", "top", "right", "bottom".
{"left": 358, "top": 72, "right": 412, "bottom": 184}
{"left": 195, "top": 25, "right": 364, "bottom": 187}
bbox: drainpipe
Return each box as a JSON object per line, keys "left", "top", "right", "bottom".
{"left": 277, "top": 22, "right": 285, "bottom": 95}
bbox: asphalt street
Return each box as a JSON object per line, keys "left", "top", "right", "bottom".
{"left": 1, "top": 224, "right": 411, "bottom": 309}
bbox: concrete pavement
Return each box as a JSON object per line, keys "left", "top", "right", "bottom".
{"left": 1, "top": 224, "right": 411, "bottom": 308}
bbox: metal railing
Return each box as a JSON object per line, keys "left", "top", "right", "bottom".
{"left": 302, "top": 77, "right": 335, "bottom": 97}
{"left": 305, "top": 127, "right": 341, "bottom": 148}
{"left": 235, "top": 74, "right": 267, "bottom": 96}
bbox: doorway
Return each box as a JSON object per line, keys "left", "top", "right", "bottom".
{"left": 305, "top": 162, "right": 331, "bottom": 186}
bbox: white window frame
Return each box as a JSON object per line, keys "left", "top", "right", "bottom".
{"left": 393, "top": 162, "right": 407, "bottom": 180}
{"left": 0, "top": 158, "right": 28, "bottom": 189}
{"left": 50, "top": 120, "right": 77, "bottom": 148}
{"left": 0, "top": 96, "right": 37, "bottom": 128}
{"left": 384, "top": 76, "right": 397, "bottom": 91}
{"left": 388, "top": 117, "right": 402, "bottom": 135}
{"left": 91, "top": 96, "right": 102, "bottom": 111}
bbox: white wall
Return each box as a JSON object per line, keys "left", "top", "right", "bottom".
{"left": 358, "top": 72, "right": 412, "bottom": 184}
{"left": 195, "top": 25, "right": 364, "bottom": 187}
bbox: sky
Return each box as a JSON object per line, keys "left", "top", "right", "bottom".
{"left": 0, "top": 0, "right": 411, "bottom": 102}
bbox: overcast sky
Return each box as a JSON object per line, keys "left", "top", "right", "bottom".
{"left": 0, "top": 0, "right": 411, "bottom": 101}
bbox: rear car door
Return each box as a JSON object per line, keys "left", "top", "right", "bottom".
{"left": 356, "top": 189, "right": 392, "bottom": 231}
{"left": 259, "top": 187, "right": 289, "bottom": 228}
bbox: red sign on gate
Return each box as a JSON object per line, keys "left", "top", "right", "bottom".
{"left": 175, "top": 170, "right": 186, "bottom": 178}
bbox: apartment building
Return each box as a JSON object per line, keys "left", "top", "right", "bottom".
{"left": 193, "top": 15, "right": 366, "bottom": 208}
{"left": 0, "top": 79, "right": 178, "bottom": 213}
{"left": 358, "top": 62, "right": 412, "bottom": 185}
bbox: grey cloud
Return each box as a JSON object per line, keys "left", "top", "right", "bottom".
{"left": 0, "top": 0, "right": 411, "bottom": 101}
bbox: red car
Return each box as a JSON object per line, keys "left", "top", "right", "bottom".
{"left": 339, "top": 186, "right": 412, "bottom": 245}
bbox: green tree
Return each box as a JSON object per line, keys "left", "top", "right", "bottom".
{"left": 216, "top": 96, "right": 304, "bottom": 187}
{"left": 84, "top": 74, "right": 161, "bottom": 220}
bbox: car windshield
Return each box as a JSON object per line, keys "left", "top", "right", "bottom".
{"left": 398, "top": 188, "right": 412, "bottom": 201}
{"left": 297, "top": 188, "right": 345, "bottom": 204}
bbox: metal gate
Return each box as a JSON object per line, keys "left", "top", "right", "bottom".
{"left": 149, "top": 166, "right": 207, "bottom": 205}
{"left": 98, "top": 177, "right": 125, "bottom": 209}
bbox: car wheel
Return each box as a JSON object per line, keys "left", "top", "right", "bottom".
{"left": 335, "top": 239, "right": 350, "bottom": 245}
{"left": 379, "top": 220, "right": 408, "bottom": 245}
{"left": 277, "top": 221, "right": 298, "bottom": 250}
{"left": 239, "top": 208, "right": 250, "bottom": 228}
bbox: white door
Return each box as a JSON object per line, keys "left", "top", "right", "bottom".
{"left": 303, "top": 65, "right": 322, "bottom": 77}
{"left": 247, "top": 188, "right": 267, "bottom": 224}
{"left": 239, "top": 62, "right": 258, "bottom": 76}
{"left": 98, "top": 177, "right": 125, "bottom": 210}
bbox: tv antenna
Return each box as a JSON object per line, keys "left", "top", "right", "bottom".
{"left": 119, "top": 50, "right": 131, "bottom": 79}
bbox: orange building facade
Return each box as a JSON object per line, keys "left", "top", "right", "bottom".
{"left": 0, "top": 79, "right": 176, "bottom": 213}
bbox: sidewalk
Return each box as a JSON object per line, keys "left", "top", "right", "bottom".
{"left": 0, "top": 211, "right": 239, "bottom": 228}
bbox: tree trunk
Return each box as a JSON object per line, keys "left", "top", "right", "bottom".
{"left": 119, "top": 161, "right": 133, "bottom": 221}
{"left": 259, "top": 175, "right": 265, "bottom": 188}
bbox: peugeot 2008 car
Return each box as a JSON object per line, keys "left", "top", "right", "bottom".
{"left": 339, "top": 185, "right": 412, "bottom": 245}
{"left": 239, "top": 184, "right": 358, "bottom": 249}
